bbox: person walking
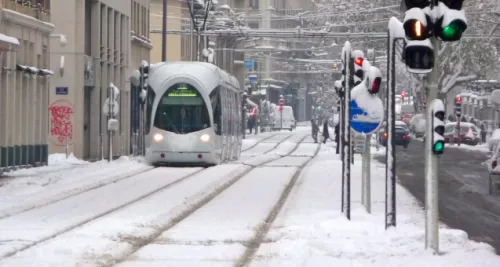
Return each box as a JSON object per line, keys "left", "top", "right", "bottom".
{"left": 322, "top": 120, "right": 330, "bottom": 144}
{"left": 480, "top": 122, "right": 487, "bottom": 144}
{"left": 311, "top": 119, "right": 319, "bottom": 143}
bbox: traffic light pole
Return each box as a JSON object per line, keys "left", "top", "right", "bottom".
{"left": 424, "top": 36, "right": 440, "bottom": 254}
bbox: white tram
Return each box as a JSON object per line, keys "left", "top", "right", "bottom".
{"left": 144, "top": 62, "right": 245, "bottom": 166}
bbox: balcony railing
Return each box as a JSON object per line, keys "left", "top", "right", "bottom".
{"left": 0, "top": 0, "right": 51, "bottom": 23}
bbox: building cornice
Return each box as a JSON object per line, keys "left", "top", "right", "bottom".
{"left": 1, "top": 8, "right": 55, "bottom": 33}
{"left": 131, "top": 33, "right": 153, "bottom": 50}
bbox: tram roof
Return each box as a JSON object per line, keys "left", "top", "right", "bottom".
{"left": 148, "top": 61, "right": 242, "bottom": 94}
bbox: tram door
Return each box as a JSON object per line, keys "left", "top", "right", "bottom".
{"left": 228, "top": 91, "right": 235, "bottom": 160}
{"left": 221, "top": 87, "right": 228, "bottom": 162}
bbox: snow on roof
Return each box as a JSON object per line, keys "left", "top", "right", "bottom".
{"left": 0, "top": 33, "right": 20, "bottom": 45}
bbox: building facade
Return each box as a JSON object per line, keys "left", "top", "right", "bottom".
{"left": 49, "top": 0, "right": 151, "bottom": 160}
{"left": 0, "top": 0, "right": 53, "bottom": 171}
{"left": 149, "top": 0, "right": 247, "bottom": 88}
{"left": 150, "top": 0, "right": 182, "bottom": 63}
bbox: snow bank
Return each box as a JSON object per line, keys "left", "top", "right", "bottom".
{"left": 251, "top": 145, "right": 500, "bottom": 266}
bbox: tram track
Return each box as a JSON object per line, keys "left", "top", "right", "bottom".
{"left": 236, "top": 142, "right": 321, "bottom": 267}
{"left": 0, "top": 133, "right": 279, "bottom": 221}
{"left": 0, "top": 133, "right": 309, "bottom": 265}
{"left": 102, "top": 133, "right": 311, "bottom": 267}
{"left": 0, "top": 166, "right": 156, "bottom": 220}
{"left": 240, "top": 133, "right": 278, "bottom": 152}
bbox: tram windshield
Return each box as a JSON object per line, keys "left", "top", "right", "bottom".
{"left": 153, "top": 83, "right": 211, "bottom": 134}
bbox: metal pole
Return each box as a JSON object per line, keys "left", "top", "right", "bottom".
{"left": 457, "top": 120, "right": 461, "bottom": 146}
{"left": 362, "top": 134, "right": 371, "bottom": 213}
{"left": 190, "top": 0, "right": 194, "bottom": 60}
{"left": 107, "top": 86, "right": 112, "bottom": 162}
{"left": 425, "top": 35, "right": 440, "bottom": 254}
{"left": 342, "top": 42, "right": 352, "bottom": 220}
{"left": 281, "top": 108, "right": 283, "bottom": 130}
{"left": 65, "top": 136, "right": 69, "bottom": 159}
{"left": 385, "top": 34, "right": 398, "bottom": 228}
{"left": 161, "top": 0, "right": 167, "bottom": 61}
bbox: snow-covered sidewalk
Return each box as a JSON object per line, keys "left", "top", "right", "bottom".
{"left": 250, "top": 143, "right": 500, "bottom": 266}
{"left": 0, "top": 154, "right": 151, "bottom": 218}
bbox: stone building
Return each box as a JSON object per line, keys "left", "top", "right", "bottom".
{"left": 0, "top": 0, "right": 53, "bottom": 171}
{"left": 49, "top": 0, "right": 152, "bottom": 160}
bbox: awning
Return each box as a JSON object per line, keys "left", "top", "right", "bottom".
{"left": 0, "top": 33, "right": 20, "bottom": 52}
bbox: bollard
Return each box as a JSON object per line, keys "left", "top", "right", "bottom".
{"left": 65, "top": 136, "right": 69, "bottom": 159}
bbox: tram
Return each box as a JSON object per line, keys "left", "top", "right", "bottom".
{"left": 144, "top": 62, "right": 245, "bottom": 166}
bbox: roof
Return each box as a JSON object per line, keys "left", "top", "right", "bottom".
{"left": 148, "top": 61, "right": 242, "bottom": 94}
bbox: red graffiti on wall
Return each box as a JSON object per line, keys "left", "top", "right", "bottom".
{"left": 49, "top": 100, "right": 74, "bottom": 146}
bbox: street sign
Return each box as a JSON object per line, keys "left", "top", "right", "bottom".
{"left": 349, "top": 95, "right": 384, "bottom": 134}
{"left": 248, "top": 74, "right": 257, "bottom": 84}
{"left": 56, "top": 87, "right": 68, "bottom": 95}
{"left": 245, "top": 59, "right": 254, "bottom": 70}
{"left": 353, "top": 133, "right": 365, "bottom": 153}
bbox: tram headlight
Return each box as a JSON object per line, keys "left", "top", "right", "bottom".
{"left": 200, "top": 134, "right": 210, "bottom": 142}
{"left": 153, "top": 133, "right": 163, "bottom": 142}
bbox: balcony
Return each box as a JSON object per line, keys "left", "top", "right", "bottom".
{"left": 0, "top": 0, "right": 51, "bottom": 22}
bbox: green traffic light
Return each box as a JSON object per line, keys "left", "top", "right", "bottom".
{"left": 440, "top": 21, "right": 467, "bottom": 41}
{"left": 433, "top": 141, "right": 444, "bottom": 154}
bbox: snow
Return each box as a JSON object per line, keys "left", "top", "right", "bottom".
{"left": 0, "top": 155, "right": 152, "bottom": 218}
{"left": 0, "top": 167, "right": 201, "bottom": 258}
{"left": 117, "top": 166, "right": 298, "bottom": 266}
{"left": 249, "top": 144, "right": 500, "bottom": 267}
{"left": 266, "top": 141, "right": 299, "bottom": 156}
{"left": 388, "top": 17, "right": 405, "bottom": 39}
{"left": 0, "top": 164, "right": 250, "bottom": 267}
{"left": 0, "top": 33, "right": 19, "bottom": 45}
{"left": 1, "top": 131, "right": 498, "bottom": 266}
{"left": 290, "top": 143, "right": 318, "bottom": 157}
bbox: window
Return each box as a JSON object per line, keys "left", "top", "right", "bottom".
{"left": 445, "top": 125, "right": 454, "bottom": 133}
{"left": 395, "top": 127, "right": 407, "bottom": 133}
{"left": 145, "top": 85, "right": 156, "bottom": 134}
{"left": 209, "top": 87, "right": 222, "bottom": 135}
{"left": 153, "top": 83, "right": 210, "bottom": 134}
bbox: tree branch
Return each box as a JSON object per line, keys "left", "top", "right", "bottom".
{"left": 442, "top": 74, "right": 477, "bottom": 94}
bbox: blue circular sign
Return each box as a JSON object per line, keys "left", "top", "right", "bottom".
{"left": 349, "top": 96, "right": 384, "bottom": 135}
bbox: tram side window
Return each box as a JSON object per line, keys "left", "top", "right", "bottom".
{"left": 145, "top": 86, "right": 156, "bottom": 134}
{"left": 210, "top": 87, "right": 222, "bottom": 135}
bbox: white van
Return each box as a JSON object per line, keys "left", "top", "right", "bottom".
{"left": 273, "top": 106, "right": 296, "bottom": 131}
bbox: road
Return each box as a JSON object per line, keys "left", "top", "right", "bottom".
{"left": 375, "top": 140, "right": 500, "bottom": 253}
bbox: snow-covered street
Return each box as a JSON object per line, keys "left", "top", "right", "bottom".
{"left": 0, "top": 126, "right": 499, "bottom": 266}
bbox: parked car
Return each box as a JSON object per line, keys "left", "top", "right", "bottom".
{"left": 443, "top": 122, "right": 480, "bottom": 145}
{"left": 379, "top": 126, "right": 410, "bottom": 148}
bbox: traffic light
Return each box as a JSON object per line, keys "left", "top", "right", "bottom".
{"left": 352, "top": 50, "right": 365, "bottom": 86}
{"left": 366, "top": 66, "right": 382, "bottom": 94}
{"left": 139, "top": 60, "right": 149, "bottom": 103}
{"left": 455, "top": 96, "right": 462, "bottom": 118}
{"left": 353, "top": 57, "right": 364, "bottom": 85}
{"left": 435, "top": 1, "right": 467, "bottom": 42}
{"left": 403, "top": 7, "right": 432, "bottom": 40}
{"left": 431, "top": 99, "right": 445, "bottom": 154}
{"left": 404, "top": 40, "right": 434, "bottom": 74}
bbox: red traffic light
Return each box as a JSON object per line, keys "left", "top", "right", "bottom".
{"left": 354, "top": 57, "right": 363, "bottom": 66}
{"left": 368, "top": 77, "right": 381, "bottom": 94}
{"left": 455, "top": 96, "right": 462, "bottom": 104}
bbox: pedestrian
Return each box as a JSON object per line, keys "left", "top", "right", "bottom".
{"left": 335, "top": 122, "right": 340, "bottom": 154}
{"left": 311, "top": 119, "right": 319, "bottom": 143}
{"left": 322, "top": 120, "right": 330, "bottom": 144}
{"left": 480, "top": 123, "right": 487, "bottom": 144}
